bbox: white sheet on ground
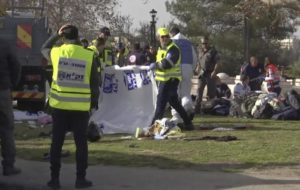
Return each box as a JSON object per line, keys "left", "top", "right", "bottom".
{"left": 90, "top": 65, "right": 157, "bottom": 134}
{"left": 14, "top": 110, "right": 48, "bottom": 121}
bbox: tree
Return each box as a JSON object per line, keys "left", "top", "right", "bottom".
{"left": 7, "top": 0, "right": 119, "bottom": 39}
{"left": 45, "top": 0, "right": 119, "bottom": 39}
{"left": 109, "top": 14, "right": 134, "bottom": 44}
{"left": 166, "top": 0, "right": 300, "bottom": 75}
{"left": 134, "top": 22, "right": 152, "bottom": 45}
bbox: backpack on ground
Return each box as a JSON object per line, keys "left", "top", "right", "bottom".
{"left": 201, "top": 98, "right": 231, "bottom": 116}
{"left": 285, "top": 89, "right": 300, "bottom": 110}
{"left": 240, "top": 93, "right": 260, "bottom": 117}
{"left": 272, "top": 106, "right": 300, "bottom": 120}
{"left": 87, "top": 122, "right": 101, "bottom": 142}
{"left": 252, "top": 102, "right": 274, "bottom": 119}
{"left": 251, "top": 93, "right": 278, "bottom": 119}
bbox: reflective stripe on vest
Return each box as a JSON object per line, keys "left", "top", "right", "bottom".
{"left": 50, "top": 44, "right": 93, "bottom": 111}
{"left": 155, "top": 42, "right": 182, "bottom": 81}
{"left": 50, "top": 92, "right": 90, "bottom": 102}
{"left": 52, "top": 80, "right": 90, "bottom": 89}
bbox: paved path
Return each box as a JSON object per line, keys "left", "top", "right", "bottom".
{"left": 1, "top": 159, "right": 300, "bottom": 190}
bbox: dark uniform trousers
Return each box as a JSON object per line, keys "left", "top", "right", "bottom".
{"left": 0, "top": 89, "right": 16, "bottom": 168}
{"left": 195, "top": 75, "right": 216, "bottom": 110}
{"left": 151, "top": 78, "right": 191, "bottom": 125}
{"left": 50, "top": 108, "right": 89, "bottom": 179}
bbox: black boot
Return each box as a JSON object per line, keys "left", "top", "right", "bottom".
{"left": 47, "top": 178, "right": 61, "bottom": 189}
{"left": 184, "top": 123, "right": 195, "bottom": 131}
{"left": 3, "top": 166, "right": 21, "bottom": 176}
{"left": 75, "top": 178, "right": 93, "bottom": 189}
{"left": 189, "top": 112, "right": 195, "bottom": 121}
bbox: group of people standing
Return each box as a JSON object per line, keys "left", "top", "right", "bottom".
{"left": 80, "top": 31, "right": 157, "bottom": 68}
{"left": 39, "top": 24, "right": 222, "bottom": 188}
{"left": 0, "top": 20, "right": 283, "bottom": 190}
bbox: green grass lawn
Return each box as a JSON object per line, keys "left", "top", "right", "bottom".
{"left": 14, "top": 116, "right": 300, "bottom": 171}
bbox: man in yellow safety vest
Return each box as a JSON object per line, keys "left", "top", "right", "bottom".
{"left": 41, "top": 24, "right": 100, "bottom": 189}
{"left": 95, "top": 26, "right": 114, "bottom": 68}
{"left": 149, "top": 27, "right": 194, "bottom": 130}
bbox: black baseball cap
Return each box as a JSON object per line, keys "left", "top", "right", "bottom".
{"left": 61, "top": 25, "right": 78, "bottom": 40}
{"left": 100, "top": 27, "right": 111, "bottom": 36}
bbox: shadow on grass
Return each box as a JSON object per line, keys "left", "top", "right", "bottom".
{"left": 16, "top": 146, "right": 300, "bottom": 172}
{"left": 249, "top": 126, "right": 300, "bottom": 131}
{"left": 87, "top": 149, "right": 300, "bottom": 172}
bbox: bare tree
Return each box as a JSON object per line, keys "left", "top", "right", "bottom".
{"left": 109, "top": 14, "right": 133, "bottom": 41}
{"left": 6, "top": 0, "right": 119, "bottom": 39}
{"left": 135, "top": 22, "right": 151, "bottom": 45}
{"left": 45, "top": 0, "right": 118, "bottom": 38}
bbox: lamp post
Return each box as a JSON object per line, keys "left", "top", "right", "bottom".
{"left": 149, "top": 9, "right": 157, "bottom": 47}
{"left": 244, "top": 15, "right": 250, "bottom": 62}
{"left": 235, "top": 3, "right": 251, "bottom": 62}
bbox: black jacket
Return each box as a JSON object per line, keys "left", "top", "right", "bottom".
{"left": 41, "top": 34, "right": 100, "bottom": 109}
{"left": 127, "top": 50, "right": 146, "bottom": 66}
{"left": 0, "top": 38, "right": 21, "bottom": 90}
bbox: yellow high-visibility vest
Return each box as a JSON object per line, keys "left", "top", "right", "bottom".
{"left": 155, "top": 42, "right": 182, "bottom": 81}
{"left": 90, "top": 40, "right": 113, "bottom": 68}
{"left": 100, "top": 48, "right": 113, "bottom": 67}
{"left": 87, "top": 45, "right": 99, "bottom": 55}
{"left": 50, "top": 44, "right": 94, "bottom": 111}
{"left": 87, "top": 45, "right": 101, "bottom": 72}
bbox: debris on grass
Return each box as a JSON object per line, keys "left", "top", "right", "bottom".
{"left": 199, "top": 124, "right": 253, "bottom": 130}
{"left": 183, "top": 135, "right": 238, "bottom": 142}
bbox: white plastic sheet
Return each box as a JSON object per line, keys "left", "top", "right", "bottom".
{"left": 90, "top": 65, "right": 157, "bottom": 134}
{"left": 14, "top": 110, "right": 48, "bottom": 121}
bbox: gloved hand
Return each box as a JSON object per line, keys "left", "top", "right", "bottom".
{"left": 90, "top": 108, "right": 97, "bottom": 115}
{"left": 90, "top": 102, "right": 99, "bottom": 114}
{"left": 149, "top": 62, "right": 156, "bottom": 70}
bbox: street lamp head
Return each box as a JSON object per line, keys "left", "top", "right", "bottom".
{"left": 149, "top": 9, "right": 157, "bottom": 17}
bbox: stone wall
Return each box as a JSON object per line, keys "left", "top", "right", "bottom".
{"left": 191, "top": 75, "right": 300, "bottom": 99}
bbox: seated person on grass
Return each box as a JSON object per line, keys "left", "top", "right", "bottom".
{"left": 215, "top": 76, "right": 231, "bottom": 99}
{"left": 233, "top": 75, "right": 251, "bottom": 100}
